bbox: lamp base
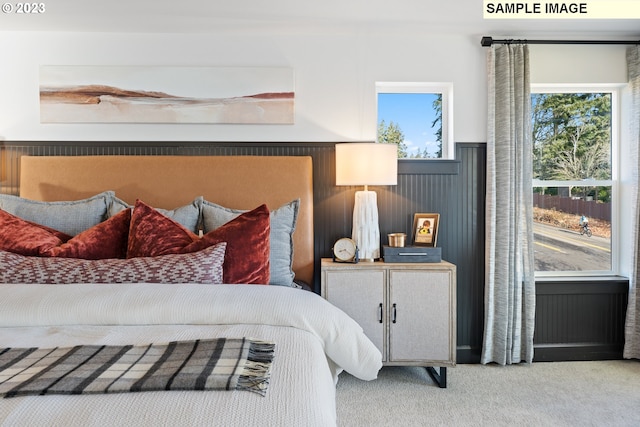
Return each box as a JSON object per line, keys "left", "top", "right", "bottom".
{"left": 352, "top": 190, "right": 380, "bottom": 261}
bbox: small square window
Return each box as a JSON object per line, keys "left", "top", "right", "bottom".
{"left": 376, "top": 82, "right": 453, "bottom": 159}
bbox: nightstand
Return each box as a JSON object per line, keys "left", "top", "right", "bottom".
{"left": 320, "top": 258, "right": 456, "bottom": 388}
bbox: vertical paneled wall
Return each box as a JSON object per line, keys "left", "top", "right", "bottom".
{"left": 534, "top": 279, "right": 628, "bottom": 361}
{"left": 0, "top": 140, "right": 487, "bottom": 362}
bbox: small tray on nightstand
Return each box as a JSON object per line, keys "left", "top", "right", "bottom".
{"left": 383, "top": 245, "right": 442, "bottom": 263}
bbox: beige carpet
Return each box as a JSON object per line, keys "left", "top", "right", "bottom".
{"left": 336, "top": 360, "right": 640, "bottom": 426}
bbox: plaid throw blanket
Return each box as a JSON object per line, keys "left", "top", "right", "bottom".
{"left": 0, "top": 338, "right": 275, "bottom": 398}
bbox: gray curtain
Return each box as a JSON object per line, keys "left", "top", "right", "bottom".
{"left": 625, "top": 46, "right": 640, "bottom": 360}
{"left": 482, "top": 44, "right": 536, "bottom": 365}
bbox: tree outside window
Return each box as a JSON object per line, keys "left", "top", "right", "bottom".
{"left": 531, "top": 90, "right": 615, "bottom": 275}
{"left": 376, "top": 82, "right": 453, "bottom": 159}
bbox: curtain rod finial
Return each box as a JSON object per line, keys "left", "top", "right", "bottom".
{"left": 481, "top": 36, "right": 493, "bottom": 47}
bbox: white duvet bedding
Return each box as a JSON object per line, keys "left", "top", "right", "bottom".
{"left": 0, "top": 284, "right": 382, "bottom": 426}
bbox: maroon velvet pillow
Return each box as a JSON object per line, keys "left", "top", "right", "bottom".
{"left": 0, "top": 209, "right": 70, "bottom": 256}
{"left": 42, "top": 208, "right": 131, "bottom": 259}
{"left": 0, "top": 208, "right": 131, "bottom": 259}
{"left": 126, "top": 199, "right": 198, "bottom": 258}
{"left": 128, "top": 199, "right": 271, "bottom": 284}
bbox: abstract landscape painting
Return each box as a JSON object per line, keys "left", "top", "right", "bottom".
{"left": 40, "top": 66, "right": 294, "bottom": 124}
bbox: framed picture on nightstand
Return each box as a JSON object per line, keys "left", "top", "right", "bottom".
{"left": 412, "top": 213, "right": 439, "bottom": 247}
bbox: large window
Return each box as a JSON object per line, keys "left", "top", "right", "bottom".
{"left": 531, "top": 86, "right": 618, "bottom": 276}
{"left": 376, "top": 82, "right": 453, "bottom": 159}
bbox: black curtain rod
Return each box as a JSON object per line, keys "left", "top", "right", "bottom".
{"left": 481, "top": 36, "right": 640, "bottom": 47}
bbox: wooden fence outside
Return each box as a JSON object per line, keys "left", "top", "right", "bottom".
{"left": 533, "top": 194, "right": 611, "bottom": 221}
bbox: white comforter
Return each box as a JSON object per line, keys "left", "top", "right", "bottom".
{"left": 0, "top": 284, "right": 382, "bottom": 426}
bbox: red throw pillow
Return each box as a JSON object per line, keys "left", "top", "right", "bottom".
{"left": 126, "top": 199, "right": 198, "bottom": 258}
{"left": 42, "top": 208, "right": 131, "bottom": 259}
{"left": 0, "top": 209, "right": 70, "bottom": 256}
{"left": 0, "top": 207, "right": 131, "bottom": 259}
{"left": 128, "top": 199, "right": 271, "bottom": 284}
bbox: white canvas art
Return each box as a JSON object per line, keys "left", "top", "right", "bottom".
{"left": 40, "top": 66, "right": 294, "bottom": 124}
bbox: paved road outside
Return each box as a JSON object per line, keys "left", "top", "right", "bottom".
{"left": 534, "top": 222, "right": 611, "bottom": 272}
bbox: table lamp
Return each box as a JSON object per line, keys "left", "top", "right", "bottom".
{"left": 335, "top": 142, "right": 398, "bottom": 261}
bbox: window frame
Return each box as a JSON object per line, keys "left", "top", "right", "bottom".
{"left": 531, "top": 84, "right": 621, "bottom": 278}
{"left": 375, "top": 82, "right": 454, "bottom": 159}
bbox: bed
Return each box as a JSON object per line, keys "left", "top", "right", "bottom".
{"left": 0, "top": 155, "right": 382, "bottom": 426}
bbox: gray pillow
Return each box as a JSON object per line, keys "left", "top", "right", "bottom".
{"left": 202, "top": 199, "right": 300, "bottom": 287}
{"left": 109, "top": 196, "right": 203, "bottom": 233}
{"left": 0, "top": 191, "right": 113, "bottom": 236}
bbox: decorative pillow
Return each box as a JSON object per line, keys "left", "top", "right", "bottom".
{"left": 42, "top": 208, "right": 131, "bottom": 259}
{"left": 128, "top": 199, "right": 270, "bottom": 285}
{"left": 0, "top": 243, "right": 226, "bottom": 284}
{"left": 0, "top": 209, "right": 70, "bottom": 256}
{"left": 202, "top": 199, "right": 299, "bottom": 286}
{"left": 127, "top": 200, "right": 198, "bottom": 257}
{"left": 0, "top": 208, "right": 131, "bottom": 259}
{"left": 0, "top": 191, "right": 113, "bottom": 236}
{"left": 109, "top": 196, "right": 203, "bottom": 233}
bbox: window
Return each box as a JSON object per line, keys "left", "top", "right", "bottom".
{"left": 531, "top": 86, "right": 619, "bottom": 276}
{"left": 376, "top": 82, "right": 453, "bottom": 159}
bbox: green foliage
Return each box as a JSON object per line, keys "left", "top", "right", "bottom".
{"left": 377, "top": 93, "right": 443, "bottom": 159}
{"left": 377, "top": 120, "right": 407, "bottom": 158}
{"left": 597, "top": 187, "right": 611, "bottom": 203}
{"left": 532, "top": 92, "right": 611, "bottom": 201}
{"left": 431, "top": 94, "right": 443, "bottom": 158}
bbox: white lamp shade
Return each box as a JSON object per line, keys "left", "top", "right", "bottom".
{"left": 336, "top": 143, "right": 398, "bottom": 186}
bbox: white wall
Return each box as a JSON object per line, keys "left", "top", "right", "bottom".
{"left": 0, "top": 31, "right": 630, "bottom": 148}
{"left": 530, "top": 44, "right": 628, "bottom": 84}
{"left": 0, "top": 30, "right": 485, "bottom": 143}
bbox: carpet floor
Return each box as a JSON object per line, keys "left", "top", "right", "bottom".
{"left": 336, "top": 360, "right": 640, "bottom": 426}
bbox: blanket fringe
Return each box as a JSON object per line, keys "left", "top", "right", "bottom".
{"left": 237, "top": 341, "right": 275, "bottom": 396}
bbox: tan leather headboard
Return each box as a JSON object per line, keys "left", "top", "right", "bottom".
{"left": 19, "top": 155, "right": 314, "bottom": 286}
